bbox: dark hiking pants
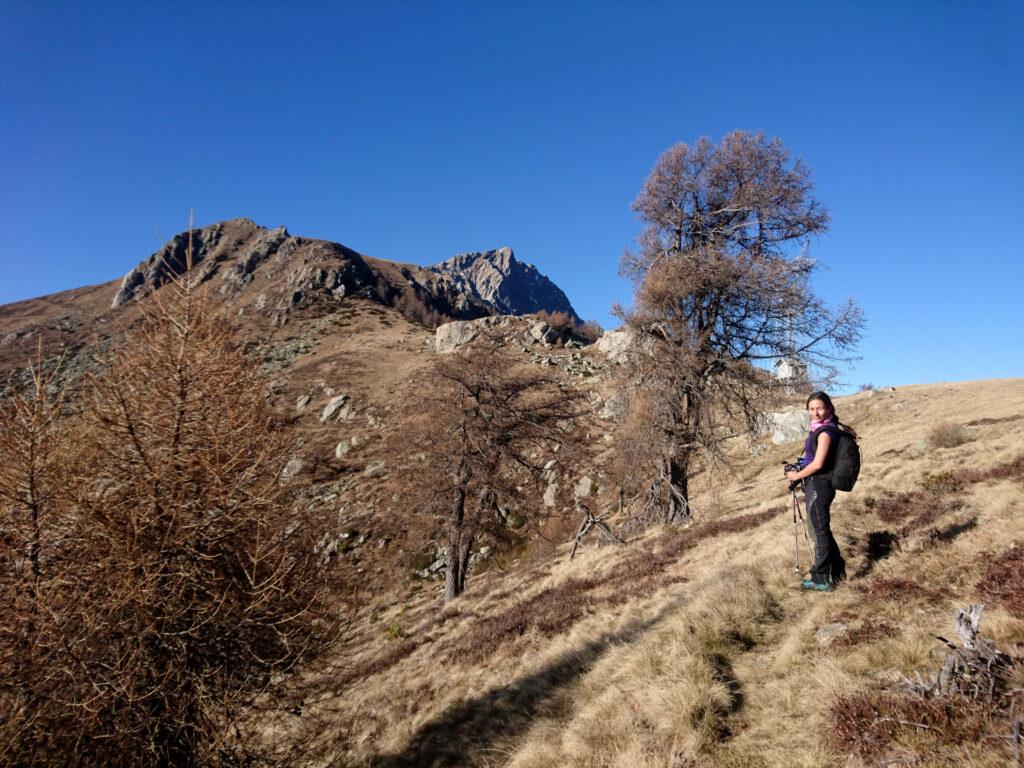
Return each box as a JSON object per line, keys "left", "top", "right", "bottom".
{"left": 805, "top": 475, "right": 845, "bottom": 585}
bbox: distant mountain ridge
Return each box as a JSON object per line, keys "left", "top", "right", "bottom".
{"left": 107, "top": 218, "right": 580, "bottom": 325}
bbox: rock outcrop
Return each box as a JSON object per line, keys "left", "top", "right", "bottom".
{"left": 434, "top": 315, "right": 578, "bottom": 354}
{"left": 426, "top": 247, "right": 580, "bottom": 322}
{"left": 594, "top": 328, "right": 634, "bottom": 364}
{"left": 111, "top": 218, "right": 378, "bottom": 312}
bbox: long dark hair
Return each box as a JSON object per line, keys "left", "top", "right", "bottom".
{"left": 806, "top": 391, "right": 858, "bottom": 439}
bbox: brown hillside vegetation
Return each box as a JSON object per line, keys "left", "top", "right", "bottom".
{"left": 294, "top": 378, "right": 1024, "bottom": 768}
{"left": 3, "top": 224, "right": 1024, "bottom": 766}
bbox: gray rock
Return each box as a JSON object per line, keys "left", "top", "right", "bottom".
{"left": 768, "top": 410, "right": 811, "bottom": 445}
{"left": 573, "top": 475, "right": 596, "bottom": 498}
{"left": 543, "top": 482, "right": 558, "bottom": 508}
{"left": 295, "top": 394, "right": 311, "bottom": 410}
{"left": 434, "top": 315, "right": 520, "bottom": 353}
{"left": 334, "top": 437, "right": 359, "bottom": 459}
{"left": 599, "top": 393, "right": 625, "bottom": 421}
{"left": 320, "top": 394, "right": 350, "bottom": 423}
{"left": 815, "top": 622, "right": 848, "bottom": 645}
{"left": 363, "top": 461, "right": 386, "bottom": 478}
{"left": 530, "top": 321, "right": 559, "bottom": 345}
{"left": 280, "top": 457, "right": 304, "bottom": 481}
{"left": 594, "top": 329, "right": 634, "bottom": 363}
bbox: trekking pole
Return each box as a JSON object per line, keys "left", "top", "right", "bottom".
{"left": 791, "top": 488, "right": 801, "bottom": 573}
{"left": 790, "top": 483, "right": 813, "bottom": 575}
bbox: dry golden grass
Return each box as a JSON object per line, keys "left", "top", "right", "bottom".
{"left": 301, "top": 378, "right": 1024, "bottom": 767}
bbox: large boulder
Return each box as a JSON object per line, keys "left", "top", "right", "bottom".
{"left": 768, "top": 410, "right": 810, "bottom": 445}
{"left": 594, "top": 329, "right": 634, "bottom": 364}
{"left": 434, "top": 315, "right": 520, "bottom": 353}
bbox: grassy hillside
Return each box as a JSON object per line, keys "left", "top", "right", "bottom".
{"left": 307, "top": 378, "right": 1024, "bottom": 768}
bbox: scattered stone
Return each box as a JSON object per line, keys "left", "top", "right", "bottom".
{"left": 295, "top": 394, "right": 311, "bottom": 410}
{"left": 320, "top": 394, "right": 350, "bottom": 423}
{"left": 815, "top": 622, "right": 848, "bottom": 645}
{"left": 259, "top": 337, "right": 316, "bottom": 373}
{"left": 543, "top": 482, "right": 558, "bottom": 508}
{"left": 599, "top": 393, "right": 625, "bottom": 420}
{"left": 280, "top": 457, "right": 304, "bottom": 481}
{"left": 573, "top": 475, "right": 596, "bottom": 498}
{"left": 363, "top": 461, "right": 386, "bottom": 478}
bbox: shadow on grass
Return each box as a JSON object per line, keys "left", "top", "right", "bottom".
{"left": 363, "top": 595, "right": 688, "bottom": 768}
{"left": 853, "top": 530, "right": 900, "bottom": 579}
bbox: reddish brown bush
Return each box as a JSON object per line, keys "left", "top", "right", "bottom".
{"left": 833, "top": 617, "right": 900, "bottom": 647}
{"left": 873, "top": 490, "right": 960, "bottom": 534}
{"left": 534, "top": 310, "right": 577, "bottom": 336}
{"left": 965, "top": 454, "right": 1024, "bottom": 485}
{"left": 863, "top": 577, "right": 950, "bottom": 605}
{"left": 829, "top": 692, "right": 998, "bottom": 763}
{"left": 575, "top": 319, "right": 604, "bottom": 344}
{"left": 976, "top": 543, "right": 1024, "bottom": 618}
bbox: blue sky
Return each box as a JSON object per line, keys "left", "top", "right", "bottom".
{"left": 1, "top": 1, "right": 1021, "bottom": 392}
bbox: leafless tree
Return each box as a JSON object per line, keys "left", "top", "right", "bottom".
{"left": 0, "top": 230, "right": 342, "bottom": 766}
{"left": 392, "top": 339, "right": 590, "bottom": 601}
{"left": 615, "top": 131, "right": 863, "bottom": 525}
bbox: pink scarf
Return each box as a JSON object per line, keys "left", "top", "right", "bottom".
{"left": 810, "top": 415, "right": 836, "bottom": 432}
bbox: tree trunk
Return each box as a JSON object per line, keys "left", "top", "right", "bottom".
{"left": 444, "top": 485, "right": 468, "bottom": 602}
{"left": 664, "top": 455, "right": 691, "bottom": 524}
{"left": 444, "top": 532, "right": 474, "bottom": 601}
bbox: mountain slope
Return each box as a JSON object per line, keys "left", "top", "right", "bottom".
{"left": 293, "top": 378, "right": 1024, "bottom": 768}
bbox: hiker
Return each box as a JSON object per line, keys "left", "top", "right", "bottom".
{"left": 784, "top": 391, "right": 855, "bottom": 591}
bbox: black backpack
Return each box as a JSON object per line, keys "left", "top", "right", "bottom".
{"left": 812, "top": 425, "right": 861, "bottom": 492}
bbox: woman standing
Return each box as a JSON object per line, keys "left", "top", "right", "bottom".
{"left": 784, "top": 391, "right": 854, "bottom": 591}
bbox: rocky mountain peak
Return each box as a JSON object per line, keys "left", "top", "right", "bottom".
{"left": 428, "top": 247, "right": 580, "bottom": 322}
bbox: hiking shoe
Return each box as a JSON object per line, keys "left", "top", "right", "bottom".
{"left": 802, "top": 579, "right": 834, "bottom": 592}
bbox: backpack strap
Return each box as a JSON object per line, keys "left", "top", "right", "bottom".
{"left": 809, "top": 424, "right": 841, "bottom": 467}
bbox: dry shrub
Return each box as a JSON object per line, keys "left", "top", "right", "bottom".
{"left": 919, "top": 470, "right": 964, "bottom": 495}
{"left": 388, "top": 340, "right": 591, "bottom": 600}
{"left": 834, "top": 617, "right": 901, "bottom": 647}
{"left": 575, "top": 319, "right": 603, "bottom": 344}
{"left": 392, "top": 286, "right": 451, "bottom": 329}
{"left": 927, "top": 420, "right": 971, "bottom": 449}
{"left": 976, "top": 543, "right": 1024, "bottom": 618}
{"left": 864, "top": 577, "right": 950, "bottom": 605}
{"left": 874, "top": 490, "right": 960, "bottom": 533}
{"left": 829, "top": 691, "right": 1002, "bottom": 764}
{"left": 965, "top": 454, "right": 1024, "bottom": 485}
{"left": 0, "top": 260, "right": 341, "bottom": 765}
{"left": 534, "top": 309, "right": 577, "bottom": 337}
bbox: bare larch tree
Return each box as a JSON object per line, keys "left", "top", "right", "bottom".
{"left": 393, "top": 339, "right": 589, "bottom": 601}
{"left": 616, "top": 130, "right": 863, "bottom": 524}
{"left": 0, "top": 231, "right": 341, "bottom": 766}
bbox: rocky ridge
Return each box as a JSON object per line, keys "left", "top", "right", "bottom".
{"left": 109, "top": 220, "right": 580, "bottom": 329}
{"left": 424, "top": 246, "right": 581, "bottom": 322}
